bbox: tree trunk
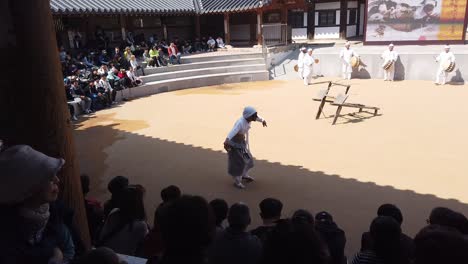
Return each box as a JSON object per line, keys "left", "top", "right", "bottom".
{"left": 2, "top": 0, "right": 91, "bottom": 249}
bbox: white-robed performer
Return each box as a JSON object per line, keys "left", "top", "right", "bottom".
{"left": 381, "top": 43, "right": 398, "bottom": 81}
{"left": 224, "top": 106, "right": 267, "bottom": 189}
{"left": 339, "top": 41, "right": 358, "bottom": 80}
{"left": 303, "top": 48, "right": 316, "bottom": 86}
{"left": 435, "top": 45, "right": 455, "bottom": 85}
{"left": 297, "top": 47, "right": 307, "bottom": 79}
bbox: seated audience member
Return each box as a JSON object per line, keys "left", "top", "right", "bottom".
{"left": 0, "top": 145, "right": 75, "bottom": 264}
{"left": 99, "top": 50, "right": 110, "bottom": 65}
{"left": 182, "top": 41, "right": 192, "bottom": 54}
{"left": 107, "top": 67, "right": 124, "bottom": 90}
{"left": 82, "top": 53, "right": 96, "bottom": 68}
{"left": 217, "top": 37, "right": 226, "bottom": 49}
{"left": 124, "top": 46, "right": 133, "bottom": 61}
{"left": 201, "top": 37, "right": 208, "bottom": 51}
{"left": 126, "top": 67, "right": 143, "bottom": 87}
{"left": 168, "top": 42, "right": 181, "bottom": 65}
{"left": 130, "top": 55, "right": 144, "bottom": 76}
{"left": 72, "top": 247, "right": 122, "bottom": 264}
{"left": 103, "top": 176, "right": 129, "bottom": 217}
{"left": 193, "top": 38, "right": 202, "bottom": 52}
{"left": 315, "top": 211, "right": 347, "bottom": 264}
{"left": 262, "top": 209, "right": 329, "bottom": 264}
{"left": 361, "top": 204, "right": 414, "bottom": 262}
{"left": 86, "top": 80, "right": 109, "bottom": 109}
{"left": 113, "top": 47, "right": 122, "bottom": 62}
{"left": 352, "top": 216, "right": 407, "bottom": 264}
{"left": 251, "top": 198, "right": 283, "bottom": 244}
{"left": 414, "top": 225, "right": 468, "bottom": 264}
{"left": 98, "top": 186, "right": 149, "bottom": 255}
{"left": 80, "top": 174, "right": 104, "bottom": 244}
{"left": 208, "top": 203, "right": 262, "bottom": 264}
{"left": 210, "top": 199, "right": 229, "bottom": 234}
{"left": 207, "top": 36, "right": 216, "bottom": 52}
{"left": 149, "top": 46, "right": 160, "bottom": 67}
{"left": 143, "top": 49, "right": 153, "bottom": 67}
{"left": 143, "top": 185, "right": 182, "bottom": 259}
{"left": 428, "top": 207, "right": 468, "bottom": 234}
{"left": 97, "top": 74, "right": 117, "bottom": 105}
{"left": 98, "top": 65, "right": 109, "bottom": 76}
{"left": 59, "top": 46, "right": 67, "bottom": 62}
{"left": 70, "top": 80, "right": 93, "bottom": 114}
{"left": 66, "top": 84, "right": 79, "bottom": 121}
{"left": 155, "top": 195, "right": 215, "bottom": 264}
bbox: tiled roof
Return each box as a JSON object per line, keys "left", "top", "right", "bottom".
{"left": 50, "top": 0, "right": 271, "bottom": 15}
{"left": 199, "top": 0, "right": 269, "bottom": 14}
{"left": 50, "top": 0, "right": 197, "bottom": 15}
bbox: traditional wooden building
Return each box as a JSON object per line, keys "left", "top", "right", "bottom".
{"left": 50, "top": 0, "right": 366, "bottom": 49}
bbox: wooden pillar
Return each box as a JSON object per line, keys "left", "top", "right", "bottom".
{"left": 356, "top": 1, "right": 361, "bottom": 36}
{"left": 339, "top": 0, "right": 347, "bottom": 39}
{"left": 224, "top": 13, "right": 230, "bottom": 44}
{"left": 257, "top": 9, "right": 263, "bottom": 45}
{"left": 307, "top": 3, "right": 315, "bottom": 40}
{"left": 3, "top": 0, "right": 90, "bottom": 249}
{"left": 281, "top": 8, "right": 288, "bottom": 24}
{"left": 120, "top": 14, "right": 126, "bottom": 41}
{"left": 194, "top": 15, "right": 201, "bottom": 38}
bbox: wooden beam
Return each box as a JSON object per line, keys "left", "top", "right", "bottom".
{"left": 224, "top": 13, "right": 230, "bottom": 44}
{"left": 257, "top": 9, "right": 263, "bottom": 45}
{"left": 194, "top": 15, "right": 201, "bottom": 39}
{"left": 4, "top": 0, "right": 90, "bottom": 249}
{"left": 339, "top": 0, "right": 347, "bottom": 39}
{"left": 307, "top": 2, "right": 315, "bottom": 40}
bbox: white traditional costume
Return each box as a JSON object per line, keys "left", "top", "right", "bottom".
{"left": 297, "top": 47, "right": 307, "bottom": 79}
{"left": 435, "top": 45, "right": 455, "bottom": 85}
{"left": 339, "top": 42, "right": 358, "bottom": 80}
{"left": 303, "top": 49, "right": 316, "bottom": 85}
{"left": 226, "top": 106, "right": 265, "bottom": 189}
{"left": 381, "top": 43, "right": 398, "bottom": 81}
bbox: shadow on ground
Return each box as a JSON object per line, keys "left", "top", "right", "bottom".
{"left": 74, "top": 120, "right": 468, "bottom": 256}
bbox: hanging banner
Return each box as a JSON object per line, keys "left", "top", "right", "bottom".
{"left": 365, "top": 0, "right": 468, "bottom": 42}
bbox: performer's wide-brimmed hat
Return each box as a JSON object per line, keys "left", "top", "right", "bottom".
{"left": 444, "top": 45, "right": 450, "bottom": 49}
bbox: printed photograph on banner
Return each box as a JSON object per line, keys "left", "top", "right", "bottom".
{"left": 365, "top": 0, "right": 467, "bottom": 42}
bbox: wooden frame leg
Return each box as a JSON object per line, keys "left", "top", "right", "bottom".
{"left": 316, "top": 99, "right": 326, "bottom": 119}
{"left": 333, "top": 106, "right": 343, "bottom": 125}
{"left": 374, "top": 109, "right": 378, "bottom": 116}
{"left": 359, "top": 108, "right": 363, "bottom": 112}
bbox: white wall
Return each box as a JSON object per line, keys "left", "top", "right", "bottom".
{"left": 292, "top": 28, "right": 307, "bottom": 40}
{"left": 348, "top": 1, "right": 358, "bottom": 8}
{"left": 346, "top": 25, "right": 357, "bottom": 37}
{"left": 315, "top": 2, "right": 340, "bottom": 10}
{"left": 314, "top": 27, "right": 340, "bottom": 39}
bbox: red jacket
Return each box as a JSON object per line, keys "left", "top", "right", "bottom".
{"left": 168, "top": 45, "right": 179, "bottom": 56}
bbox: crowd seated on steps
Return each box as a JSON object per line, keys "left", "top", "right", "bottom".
{"left": 61, "top": 32, "right": 228, "bottom": 122}
{"left": 2, "top": 144, "right": 467, "bottom": 264}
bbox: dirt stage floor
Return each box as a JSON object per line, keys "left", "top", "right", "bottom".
{"left": 74, "top": 78, "right": 468, "bottom": 256}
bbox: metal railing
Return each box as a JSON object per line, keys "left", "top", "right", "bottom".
{"left": 262, "top": 23, "right": 290, "bottom": 47}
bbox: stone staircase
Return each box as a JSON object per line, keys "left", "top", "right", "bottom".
{"left": 118, "top": 53, "right": 269, "bottom": 99}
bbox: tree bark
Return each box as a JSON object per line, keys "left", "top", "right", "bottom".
{"left": 2, "top": 0, "right": 91, "bottom": 249}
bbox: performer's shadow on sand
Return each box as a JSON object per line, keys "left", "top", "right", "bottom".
{"left": 450, "top": 69, "right": 465, "bottom": 85}
{"left": 394, "top": 57, "right": 405, "bottom": 81}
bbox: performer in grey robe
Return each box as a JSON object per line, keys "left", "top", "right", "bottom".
{"left": 224, "top": 106, "right": 267, "bottom": 189}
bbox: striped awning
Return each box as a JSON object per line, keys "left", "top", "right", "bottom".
{"left": 50, "top": 0, "right": 271, "bottom": 15}
{"left": 198, "top": 0, "right": 270, "bottom": 14}
{"left": 50, "top": 0, "right": 197, "bottom": 15}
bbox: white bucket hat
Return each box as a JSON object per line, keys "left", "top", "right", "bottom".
{"left": 243, "top": 106, "right": 257, "bottom": 119}
{"left": 0, "top": 145, "right": 65, "bottom": 204}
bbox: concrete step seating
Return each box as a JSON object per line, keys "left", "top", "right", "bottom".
{"left": 116, "top": 52, "right": 268, "bottom": 100}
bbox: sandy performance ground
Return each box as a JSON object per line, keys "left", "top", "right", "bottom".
{"left": 74, "top": 78, "right": 468, "bottom": 256}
